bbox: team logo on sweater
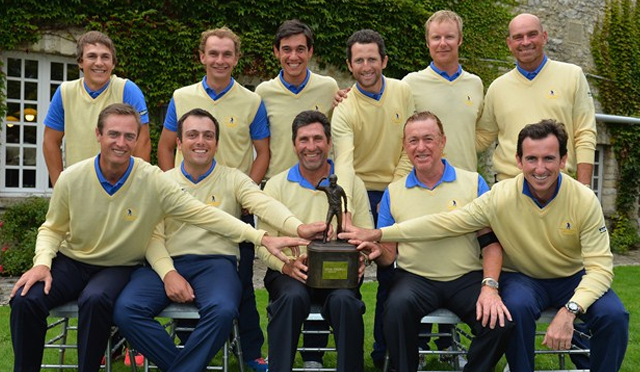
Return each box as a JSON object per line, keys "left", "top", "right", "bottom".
{"left": 391, "top": 111, "right": 403, "bottom": 125}
{"left": 559, "top": 221, "right": 576, "bottom": 235}
{"left": 447, "top": 199, "right": 459, "bottom": 211}
{"left": 464, "top": 95, "right": 473, "bottom": 106}
{"left": 311, "top": 102, "right": 323, "bottom": 112}
{"left": 124, "top": 207, "right": 138, "bottom": 221}
{"left": 207, "top": 194, "right": 221, "bottom": 207}
{"left": 224, "top": 116, "right": 239, "bottom": 128}
{"left": 546, "top": 90, "right": 559, "bottom": 99}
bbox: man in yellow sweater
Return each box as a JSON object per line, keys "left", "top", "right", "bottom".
{"left": 341, "top": 120, "right": 629, "bottom": 372}
{"left": 43, "top": 31, "right": 151, "bottom": 186}
{"left": 476, "top": 13, "right": 597, "bottom": 185}
{"left": 113, "top": 108, "right": 323, "bottom": 372}
{"left": 256, "top": 19, "right": 340, "bottom": 179}
{"left": 402, "top": 10, "right": 483, "bottom": 172}
{"left": 372, "top": 111, "right": 512, "bottom": 372}
{"left": 156, "top": 27, "right": 272, "bottom": 370}
{"left": 9, "top": 103, "right": 311, "bottom": 372}
{"left": 331, "top": 28, "right": 415, "bottom": 367}
{"left": 257, "top": 110, "right": 374, "bottom": 372}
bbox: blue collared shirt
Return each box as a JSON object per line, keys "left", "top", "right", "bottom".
{"left": 286, "top": 160, "right": 335, "bottom": 190}
{"left": 430, "top": 62, "right": 462, "bottom": 82}
{"left": 95, "top": 155, "right": 134, "bottom": 195}
{"left": 356, "top": 76, "right": 386, "bottom": 101}
{"left": 377, "top": 159, "right": 489, "bottom": 228}
{"left": 181, "top": 160, "right": 217, "bottom": 184}
{"left": 279, "top": 69, "right": 310, "bottom": 94}
{"left": 522, "top": 172, "right": 562, "bottom": 208}
{"left": 516, "top": 55, "right": 548, "bottom": 80}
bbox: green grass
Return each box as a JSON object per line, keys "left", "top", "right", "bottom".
{"left": 1, "top": 266, "right": 638, "bottom": 371}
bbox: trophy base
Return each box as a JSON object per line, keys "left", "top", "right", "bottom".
{"left": 307, "top": 240, "right": 359, "bottom": 289}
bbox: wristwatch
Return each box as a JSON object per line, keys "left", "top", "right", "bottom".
{"left": 481, "top": 277, "right": 499, "bottom": 289}
{"left": 565, "top": 301, "right": 582, "bottom": 315}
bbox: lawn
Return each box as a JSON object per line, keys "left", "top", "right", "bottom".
{"left": 1, "top": 266, "right": 638, "bottom": 371}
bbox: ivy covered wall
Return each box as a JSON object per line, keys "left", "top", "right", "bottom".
{"left": 1, "top": 0, "right": 515, "bottom": 132}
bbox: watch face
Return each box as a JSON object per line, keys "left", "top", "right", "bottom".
{"left": 567, "top": 302, "right": 580, "bottom": 313}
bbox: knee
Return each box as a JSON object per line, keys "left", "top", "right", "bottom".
{"left": 10, "top": 290, "right": 46, "bottom": 316}
{"left": 590, "top": 304, "right": 629, "bottom": 332}
{"left": 383, "top": 291, "right": 413, "bottom": 319}
{"left": 200, "top": 300, "right": 238, "bottom": 324}
{"left": 275, "top": 286, "right": 310, "bottom": 312}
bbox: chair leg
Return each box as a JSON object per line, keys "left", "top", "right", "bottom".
{"left": 233, "top": 319, "right": 245, "bottom": 372}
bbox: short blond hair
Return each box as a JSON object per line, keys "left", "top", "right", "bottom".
{"left": 199, "top": 27, "right": 241, "bottom": 56}
{"left": 425, "top": 10, "right": 463, "bottom": 39}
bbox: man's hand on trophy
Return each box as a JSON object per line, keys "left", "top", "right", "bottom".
{"left": 282, "top": 254, "right": 309, "bottom": 284}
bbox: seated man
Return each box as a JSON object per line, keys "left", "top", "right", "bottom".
{"left": 257, "top": 110, "right": 374, "bottom": 372}
{"left": 372, "top": 111, "right": 513, "bottom": 372}
{"left": 342, "top": 119, "right": 629, "bottom": 372}
{"left": 114, "top": 108, "right": 325, "bottom": 372}
{"left": 9, "top": 103, "right": 309, "bottom": 372}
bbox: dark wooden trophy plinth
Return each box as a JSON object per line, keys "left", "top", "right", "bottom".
{"left": 306, "top": 239, "right": 359, "bottom": 289}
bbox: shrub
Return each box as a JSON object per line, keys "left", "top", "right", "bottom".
{"left": 0, "top": 197, "right": 49, "bottom": 276}
{"left": 609, "top": 213, "right": 640, "bottom": 254}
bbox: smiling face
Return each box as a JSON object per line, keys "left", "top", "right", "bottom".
{"left": 507, "top": 14, "right": 548, "bottom": 71}
{"left": 274, "top": 33, "right": 313, "bottom": 86}
{"left": 178, "top": 115, "right": 218, "bottom": 172}
{"left": 78, "top": 43, "right": 115, "bottom": 91}
{"left": 200, "top": 36, "right": 239, "bottom": 86}
{"left": 294, "top": 122, "right": 331, "bottom": 173}
{"left": 403, "top": 118, "right": 446, "bottom": 175}
{"left": 96, "top": 114, "right": 138, "bottom": 170}
{"left": 347, "top": 42, "right": 388, "bottom": 93}
{"left": 427, "top": 19, "right": 462, "bottom": 70}
{"left": 517, "top": 134, "right": 567, "bottom": 204}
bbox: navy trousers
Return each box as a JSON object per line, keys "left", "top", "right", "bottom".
{"left": 113, "top": 254, "right": 241, "bottom": 372}
{"left": 501, "top": 270, "right": 629, "bottom": 372}
{"left": 10, "top": 254, "right": 136, "bottom": 372}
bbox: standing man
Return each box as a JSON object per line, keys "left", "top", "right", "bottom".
{"left": 43, "top": 31, "right": 150, "bottom": 186}
{"left": 342, "top": 120, "right": 629, "bottom": 372}
{"left": 402, "top": 10, "right": 483, "bottom": 172}
{"left": 476, "top": 13, "right": 597, "bottom": 185}
{"left": 114, "top": 108, "right": 324, "bottom": 372}
{"left": 10, "top": 103, "right": 307, "bottom": 372}
{"left": 256, "top": 19, "right": 339, "bottom": 178}
{"left": 258, "top": 110, "right": 374, "bottom": 372}
{"left": 156, "top": 27, "right": 271, "bottom": 371}
{"left": 373, "top": 111, "right": 512, "bottom": 372}
{"left": 331, "top": 28, "right": 415, "bottom": 368}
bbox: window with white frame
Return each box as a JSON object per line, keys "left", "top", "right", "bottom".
{"left": 1, "top": 52, "right": 79, "bottom": 194}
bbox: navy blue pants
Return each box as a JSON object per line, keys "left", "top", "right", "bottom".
{"left": 265, "top": 269, "right": 366, "bottom": 372}
{"left": 501, "top": 270, "right": 629, "bottom": 372}
{"left": 385, "top": 269, "right": 513, "bottom": 372}
{"left": 10, "top": 254, "right": 136, "bottom": 372}
{"left": 238, "top": 213, "right": 266, "bottom": 361}
{"left": 113, "top": 255, "right": 241, "bottom": 372}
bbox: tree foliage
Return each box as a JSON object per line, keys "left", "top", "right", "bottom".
{"left": 591, "top": 0, "right": 640, "bottom": 250}
{"left": 1, "top": 0, "right": 515, "bottom": 134}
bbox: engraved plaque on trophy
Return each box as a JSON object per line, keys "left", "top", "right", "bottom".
{"left": 306, "top": 175, "right": 359, "bottom": 289}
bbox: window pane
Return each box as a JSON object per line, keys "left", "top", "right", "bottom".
{"left": 25, "top": 59, "right": 38, "bottom": 79}
{"left": 7, "top": 102, "right": 21, "bottom": 121}
{"left": 7, "top": 58, "right": 21, "bottom": 77}
{"left": 24, "top": 125, "right": 37, "bottom": 144}
{"left": 5, "top": 169, "right": 19, "bottom": 187}
{"left": 67, "top": 64, "right": 80, "bottom": 80}
{"left": 51, "top": 62, "right": 64, "bottom": 81}
{"left": 7, "top": 80, "right": 21, "bottom": 99}
{"left": 6, "top": 146, "right": 20, "bottom": 165}
{"left": 6, "top": 123, "right": 20, "bottom": 143}
{"left": 24, "top": 104, "right": 38, "bottom": 123}
{"left": 50, "top": 83, "right": 60, "bottom": 100}
{"left": 23, "top": 170, "right": 36, "bottom": 188}
{"left": 24, "top": 147, "right": 37, "bottom": 166}
{"left": 25, "top": 82, "right": 38, "bottom": 101}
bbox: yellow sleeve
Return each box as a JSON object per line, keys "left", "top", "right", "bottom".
{"left": 572, "top": 70, "right": 597, "bottom": 165}
{"left": 255, "top": 180, "right": 288, "bottom": 272}
{"left": 331, "top": 96, "right": 357, "bottom": 210}
{"left": 571, "top": 195, "right": 614, "bottom": 311}
{"left": 393, "top": 84, "right": 416, "bottom": 181}
{"left": 34, "top": 173, "right": 70, "bottom": 268}
{"left": 144, "top": 221, "right": 176, "bottom": 280}
{"left": 475, "top": 88, "right": 499, "bottom": 152}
